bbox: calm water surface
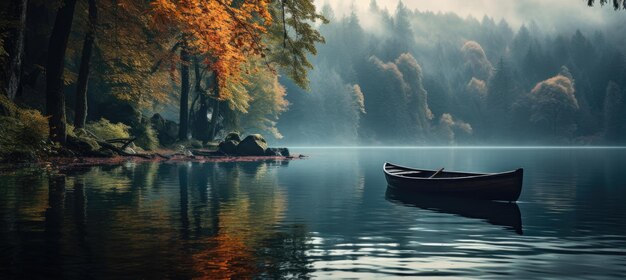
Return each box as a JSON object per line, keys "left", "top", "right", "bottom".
{"left": 1, "top": 148, "right": 626, "bottom": 279}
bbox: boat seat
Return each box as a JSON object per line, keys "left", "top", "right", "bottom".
{"left": 385, "top": 169, "right": 404, "bottom": 172}
{"left": 391, "top": 170, "right": 423, "bottom": 175}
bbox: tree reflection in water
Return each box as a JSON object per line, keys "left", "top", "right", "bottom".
{"left": 0, "top": 160, "right": 312, "bottom": 279}
{"left": 185, "top": 161, "right": 313, "bottom": 279}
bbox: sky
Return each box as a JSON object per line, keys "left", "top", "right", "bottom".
{"left": 315, "top": 0, "right": 622, "bottom": 32}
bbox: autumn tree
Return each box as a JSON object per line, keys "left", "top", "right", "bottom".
{"left": 151, "top": 0, "right": 272, "bottom": 97}
{"left": 461, "top": 40, "right": 493, "bottom": 82}
{"left": 226, "top": 61, "right": 288, "bottom": 139}
{"left": 70, "top": 0, "right": 173, "bottom": 149}
{"left": 529, "top": 66, "right": 579, "bottom": 138}
{"left": 358, "top": 53, "right": 432, "bottom": 143}
{"left": 151, "top": 0, "right": 273, "bottom": 141}
{"left": 436, "top": 113, "right": 473, "bottom": 145}
{"left": 93, "top": 0, "right": 172, "bottom": 109}
{"left": 151, "top": 0, "right": 326, "bottom": 141}
{"left": 395, "top": 53, "right": 432, "bottom": 136}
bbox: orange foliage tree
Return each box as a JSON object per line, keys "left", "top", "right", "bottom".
{"left": 150, "top": 0, "right": 273, "bottom": 101}
{"left": 150, "top": 0, "right": 327, "bottom": 142}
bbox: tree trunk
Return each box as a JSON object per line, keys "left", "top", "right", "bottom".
{"left": 196, "top": 94, "right": 210, "bottom": 142}
{"left": 22, "top": 1, "right": 51, "bottom": 92}
{"left": 178, "top": 40, "right": 190, "bottom": 140}
{"left": 5, "top": 0, "right": 28, "bottom": 100}
{"left": 46, "top": 0, "right": 77, "bottom": 144}
{"left": 208, "top": 73, "right": 220, "bottom": 141}
{"left": 73, "top": 0, "right": 97, "bottom": 129}
{"left": 192, "top": 58, "right": 210, "bottom": 142}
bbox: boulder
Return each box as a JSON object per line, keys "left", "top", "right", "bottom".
{"left": 151, "top": 113, "right": 165, "bottom": 128}
{"left": 278, "top": 148, "right": 290, "bottom": 157}
{"left": 151, "top": 113, "right": 178, "bottom": 146}
{"left": 66, "top": 135, "right": 110, "bottom": 157}
{"left": 67, "top": 135, "right": 99, "bottom": 152}
{"left": 264, "top": 148, "right": 281, "bottom": 156}
{"left": 224, "top": 132, "right": 241, "bottom": 142}
{"left": 218, "top": 140, "right": 239, "bottom": 155}
{"left": 236, "top": 134, "right": 268, "bottom": 156}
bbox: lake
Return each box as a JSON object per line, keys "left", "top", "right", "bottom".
{"left": 1, "top": 148, "right": 626, "bottom": 279}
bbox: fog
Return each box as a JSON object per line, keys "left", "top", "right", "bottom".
{"left": 273, "top": 0, "right": 626, "bottom": 146}
{"left": 315, "top": 0, "right": 619, "bottom": 32}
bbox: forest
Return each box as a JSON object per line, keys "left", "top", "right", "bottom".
{"left": 278, "top": 1, "right": 626, "bottom": 145}
{"left": 1, "top": 0, "right": 626, "bottom": 162}
{"left": 0, "top": 0, "right": 326, "bottom": 161}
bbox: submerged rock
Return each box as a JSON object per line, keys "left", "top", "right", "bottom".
{"left": 278, "top": 148, "right": 290, "bottom": 157}
{"left": 265, "top": 148, "right": 281, "bottom": 156}
{"left": 265, "top": 147, "right": 290, "bottom": 157}
{"left": 236, "top": 134, "right": 268, "bottom": 156}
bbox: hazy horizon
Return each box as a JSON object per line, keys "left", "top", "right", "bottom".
{"left": 275, "top": 0, "right": 626, "bottom": 146}
{"left": 315, "top": 0, "right": 624, "bottom": 32}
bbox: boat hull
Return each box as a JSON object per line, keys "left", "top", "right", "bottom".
{"left": 384, "top": 162, "right": 523, "bottom": 201}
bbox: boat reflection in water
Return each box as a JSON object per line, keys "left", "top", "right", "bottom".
{"left": 385, "top": 187, "right": 523, "bottom": 235}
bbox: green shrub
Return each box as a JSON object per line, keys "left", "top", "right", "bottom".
{"left": 132, "top": 123, "right": 159, "bottom": 151}
{"left": 0, "top": 110, "right": 48, "bottom": 162}
{"left": 85, "top": 118, "right": 131, "bottom": 140}
{"left": 17, "top": 109, "right": 49, "bottom": 146}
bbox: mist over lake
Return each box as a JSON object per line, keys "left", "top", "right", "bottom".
{"left": 2, "top": 148, "right": 626, "bottom": 278}
{"left": 2, "top": 0, "right": 626, "bottom": 278}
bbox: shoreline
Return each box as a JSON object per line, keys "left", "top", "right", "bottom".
{"left": 1, "top": 153, "right": 303, "bottom": 174}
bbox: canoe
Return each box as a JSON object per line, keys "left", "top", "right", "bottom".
{"left": 385, "top": 188, "right": 523, "bottom": 234}
{"left": 384, "top": 162, "right": 523, "bottom": 201}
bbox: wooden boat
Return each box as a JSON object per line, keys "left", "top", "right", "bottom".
{"left": 384, "top": 162, "right": 523, "bottom": 201}
{"left": 385, "top": 189, "right": 523, "bottom": 234}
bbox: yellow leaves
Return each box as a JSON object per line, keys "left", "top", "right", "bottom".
{"left": 530, "top": 70, "right": 580, "bottom": 114}
{"left": 88, "top": 0, "right": 176, "bottom": 110}
{"left": 224, "top": 59, "right": 288, "bottom": 139}
{"left": 150, "top": 0, "right": 273, "bottom": 101}
{"left": 531, "top": 75, "right": 576, "bottom": 99}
